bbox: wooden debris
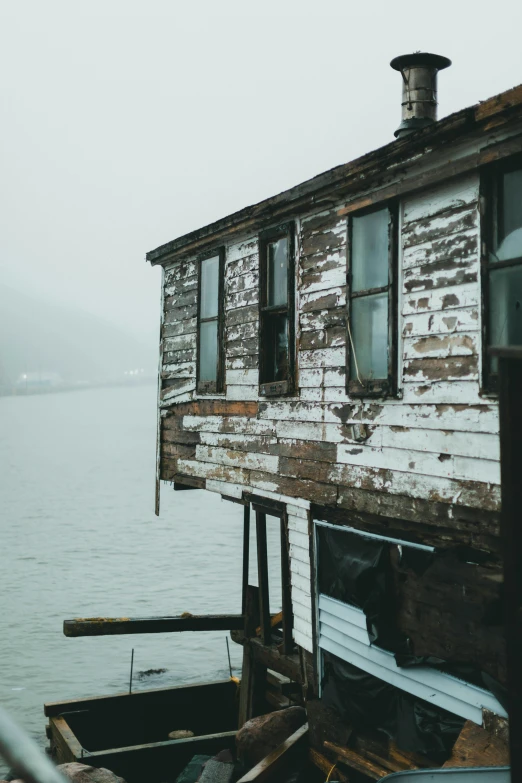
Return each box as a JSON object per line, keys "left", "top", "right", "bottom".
{"left": 236, "top": 724, "right": 308, "bottom": 782}
{"left": 324, "top": 740, "right": 390, "bottom": 779}
{"left": 442, "top": 719, "right": 509, "bottom": 768}
{"left": 309, "top": 748, "right": 349, "bottom": 783}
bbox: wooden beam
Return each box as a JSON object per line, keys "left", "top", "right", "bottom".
{"left": 324, "top": 741, "right": 390, "bottom": 780}
{"left": 498, "top": 352, "right": 522, "bottom": 782}
{"left": 309, "top": 749, "right": 349, "bottom": 783}
{"left": 255, "top": 611, "right": 283, "bottom": 637}
{"left": 172, "top": 473, "right": 205, "bottom": 490}
{"left": 63, "top": 614, "right": 244, "bottom": 637}
{"left": 242, "top": 505, "right": 251, "bottom": 615}
{"left": 255, "top": 512, "right": 271, "bottom": 646}
{"left": 239, "top": 587, "right": 266, "bottom": 727}
{"left": 236, "top": 724, "right": 308, "bottom": 782}
{"left": 249, "top": 638, "right": 302, "bottom": 683}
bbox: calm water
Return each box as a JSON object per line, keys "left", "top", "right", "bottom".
{"left": 0, "top": 385, "right": 281, "bottom": 776}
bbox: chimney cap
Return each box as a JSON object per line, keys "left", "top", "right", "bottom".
{"left": 390, "top": 52, "right": 451, "bottom": 72}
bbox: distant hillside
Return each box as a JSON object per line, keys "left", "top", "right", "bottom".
{"left": 0, "top": 286, "right": 157, "bottom": 386}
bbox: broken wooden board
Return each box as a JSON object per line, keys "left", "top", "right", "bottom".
{"left": 442, "top": 720, "right": 509, "bottom": 768}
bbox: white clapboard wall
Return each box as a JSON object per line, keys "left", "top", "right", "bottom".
{"left": 162, "top": 170, "right": 500, "bottom": 521}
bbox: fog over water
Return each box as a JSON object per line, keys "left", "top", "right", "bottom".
{"left": 2, "top": 0, "right": 522, "bottom": 775}
{"left": 0, "top": 385, "right": 281, "bottom": 776}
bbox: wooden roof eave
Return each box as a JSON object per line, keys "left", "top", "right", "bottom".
{"left": 146, "top": 83, "right": 522, "bottom": 267}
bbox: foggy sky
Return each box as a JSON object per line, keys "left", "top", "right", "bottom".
{"left": 1, "top": 0, "right": 521, "bottom": 341}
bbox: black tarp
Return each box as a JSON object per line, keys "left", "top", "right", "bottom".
{"left": 317, "top": 526, "right": 402, "bottom": 651}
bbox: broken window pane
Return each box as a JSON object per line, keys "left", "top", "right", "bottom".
{"left": 350, "top": 292, "right": 388, "bottom": 380}
{"left": 265, "top": 313, "right": 289, "bottom": 381}
{"left": 267, "top": 238, "right": 288, "bottom": 306}
{"left": 200, "top": 255, "right": 219, "bottom": 318}
{"left": 199, "top": 319, "right": 218, "bottom": 381}
{"left": 489, "top": 265, "right": 522, "bottom": 371}
{"left": 352, "top": 208, "right": 389, "bottom": 292}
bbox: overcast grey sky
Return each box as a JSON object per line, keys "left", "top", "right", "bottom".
{"left": 1, "top": 0, "right": 521, "bottom": 339}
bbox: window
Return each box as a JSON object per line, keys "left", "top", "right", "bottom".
{"left": 483, "top": 157, "right": 522, "bottom": 391}
{"left": 259, "top": 223, "right": 295, "bottom": 396}
{"left": 347, "top": 205, "right": 397, "bottom": 396}
{"left": 197, "top": 248, "right": 224, "bottom": 394}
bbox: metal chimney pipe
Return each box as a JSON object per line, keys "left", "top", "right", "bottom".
{"left": 390, "top": 52, "right": 451, "bottom": 138}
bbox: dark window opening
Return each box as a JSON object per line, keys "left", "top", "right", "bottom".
{"left": 483, "top": 157, "right": 522, "bottom": 391}
{"left": 197, "top": 249, "right": 224, "bottom": 394}
{"left": 347, "top": 205, "right": 397, "bottom": 397}
{"left": 259, "top": 224, "right": 295, "bottom": 397}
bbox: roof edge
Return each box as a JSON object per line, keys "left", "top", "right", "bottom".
{"left": 146, "top": 82, "right": 522, "bottom": 266}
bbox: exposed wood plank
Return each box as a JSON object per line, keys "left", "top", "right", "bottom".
{"left": 63, "top": 614, "right": 245, "bottom": 637}
{"left": 309, "top": 748, "right": 349, "bottom": 782}
{"left": 256, "top": 511, "right": 271, "bottom": 646}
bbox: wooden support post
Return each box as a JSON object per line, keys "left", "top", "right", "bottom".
{"left": 280, "top": 514, "right": 293, "bottom": 655}
{"left": 255, "top": 511, "right": 271, "bottom": 646}
{"left": 239, "top": 586, "right": 266, "bottom": 728}
{"left": 498, "top": 350, "right": 522, "bottom": 781}
{"left": 242, "top": 505, "right": 251, "bottom": 615}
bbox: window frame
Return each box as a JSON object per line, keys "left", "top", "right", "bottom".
{"left": 196, "top": 246, "right": 225, "bottom": 395}
{"left": 346, "top": 203, "right": 398, "bottom": 398}
{"left": 258, "top": 222, "right": 296, "bottom": 397}
{"left": 481, "top": 153, "right": 522, "bottom": 394}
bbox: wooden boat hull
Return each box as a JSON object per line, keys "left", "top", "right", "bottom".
{"left": 44, "top": 679, "right": 238, "bottom": 783}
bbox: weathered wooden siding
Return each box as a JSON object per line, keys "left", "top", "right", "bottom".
{"left": 157, "top": 170, "right": 503, "bottom": 665}
{"left": 287, "top": 505, "right": 313, "bottom": 653}
{"left": 158, "top": 172, "right": 499, "bottom": 548}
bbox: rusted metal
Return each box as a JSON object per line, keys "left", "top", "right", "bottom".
{"left": 390, "top": 52, "right": 451, "bottom": 138}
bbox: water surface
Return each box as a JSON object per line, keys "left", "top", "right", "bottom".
{"left": 0, "top": 385, "right": 281, "bottom": 775}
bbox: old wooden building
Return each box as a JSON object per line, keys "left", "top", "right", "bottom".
{"left": 146, "top": 54, "right": 522, "bottom": 774}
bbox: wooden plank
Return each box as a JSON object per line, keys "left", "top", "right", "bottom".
{"left": 309, "top": 748, "right": 349, "bottom": 782}
{"left": 256, "top": 512, "right": 271, "bottom": 646}
{"left": 83, "top": 731, "right": 238, "bottom": 783}
{"left": 195, "top": 444, "right": 279, "bottom": 473}
{"left": 63, "top": 614, "right": 245, "bottom": 637}
{"left": 49, "top": 716, "right": 82, "bottom": 763}
{"left": 324, "top": 741, "right": 390, "bottom": 780}
{"left": 442, "top": 719, "right": 509, "bottom": 768}
{"left": 498, "top": 353, "right": 522, "bottom": 780}
{"left": 249, "top": 637, "right": 302, "bottom": 682}
{"left": 402, "top": 202, "right": 478, "bottom": 249}
{"left": 236, "top": 724, "right": 308, "bottom": 782}
{"left": 475, "top": 83, "right": 522, "bottom": 120}
{"left": 403, "top": 173, "right": 478, "bottom": 224}
{"left": 242, "top": 505, "right": 251, "bottom": 615}
{"left": 403, "top": 282, "right": 478, "bottom": 316}
{"left": 45, "top": 678, "right": 236, "bottom": 717}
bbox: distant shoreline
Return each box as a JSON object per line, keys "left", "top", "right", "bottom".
{"left": 0, "top": 377, "right": 156, "bottom": 398}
